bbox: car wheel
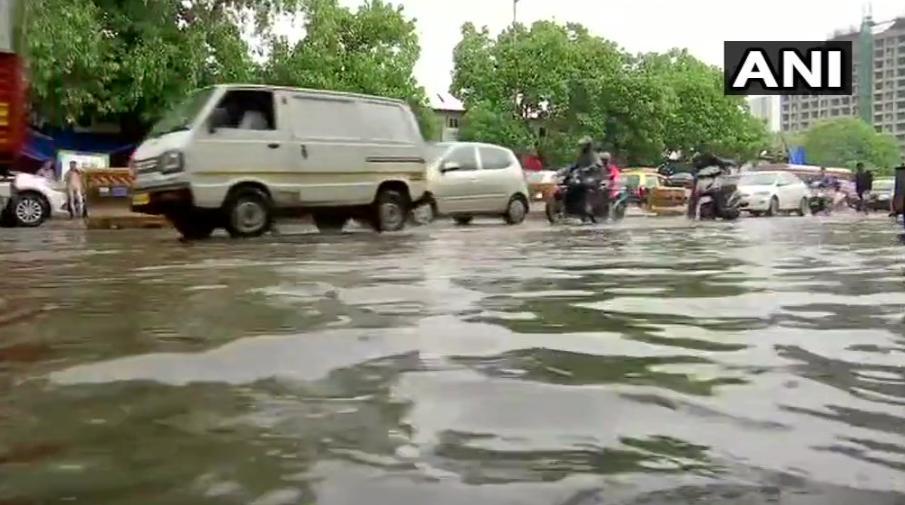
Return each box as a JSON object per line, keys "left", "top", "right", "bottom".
{"left": 503, "top": 195, "right": 528, "bottom": 225}
{"left": 169, "top": 210, "right": 218, "bottom": 240}
{"left": 13, "top": 191, "right": 49, "bottom": 227}
{"left": 750, "top": 211, "right": 762, "bottom": 217}
{"left": 372, "top": 188, "right": 408, "bottom": 232}
{"left": 409, "top": 200, "right": 436, "bottom": 226}
{"left": 797, "top": 197, "right": 808, "bottom": 216}
{"left": 453, "top": 216, "right": 473, "bottom": 226}
{"left": 766, "top": 196, "right": 779, "bottom": 217}
{"left": 313, "top": 213, "right": 348, "bottom": 233}
{"left": 722, "top": 208, "right": 741, "bottom": 221}
{"left": 224, "top": 187, "right": 273, "bottom": 238}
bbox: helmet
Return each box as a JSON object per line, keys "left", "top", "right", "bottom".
{"left": 577, "top": 136, "right": 593, "bottom": 147}
{"left": 599, "top": 151, "right": 612, "bottom": 161}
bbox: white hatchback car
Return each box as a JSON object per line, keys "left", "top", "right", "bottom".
{"left": 419, "top": 142, "right": 530, "bottom": 225}
{"left": 738, "top": 170, "right": 810, "bottom": 216}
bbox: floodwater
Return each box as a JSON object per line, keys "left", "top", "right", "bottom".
{"left": 1, "top": 215, "right": 904, "bottom": 504}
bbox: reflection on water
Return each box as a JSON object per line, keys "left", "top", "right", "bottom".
{"left": 1, "top": 216, "right": 903, "bottom": 504}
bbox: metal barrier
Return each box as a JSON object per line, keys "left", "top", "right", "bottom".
{"left": 648, "top": 186, "right": 688, "bottom": 216}
{"left": 82, "top": 168, "right": 168, "bottom": 229}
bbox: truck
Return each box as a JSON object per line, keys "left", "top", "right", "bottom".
{"left": 0, "top": 0, "right": 25, "bottom": 175}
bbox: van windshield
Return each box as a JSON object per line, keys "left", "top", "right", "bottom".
{"left": 148, "top": 87, "right": 216, "bottom": 138}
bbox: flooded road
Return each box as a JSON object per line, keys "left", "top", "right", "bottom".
{"left": 1, "top": 216, "right": 904, "bottom": 504}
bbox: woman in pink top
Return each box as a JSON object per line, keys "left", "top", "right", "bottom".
{"left": 599, "top": 151, "right": 621, "bottom": 198}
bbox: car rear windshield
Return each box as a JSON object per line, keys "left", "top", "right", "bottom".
{"left": 624, "top": 175, "right": 641, "bottom": 188}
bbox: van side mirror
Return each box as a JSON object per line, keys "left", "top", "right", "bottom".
{"left": 207, "top": 108, "right": 229, "bottom": 134}
{"left": 440, "top": 161, "right": 461, "bottom": 174}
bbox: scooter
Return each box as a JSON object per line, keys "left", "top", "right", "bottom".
{"left": 546, "top": 166, "right": 607, "bottom": 224}
{"left": 687, "top": 166, "right": 741, "bottom": 221}
{"left": 808, "top": 182, "right": 834, "bottom": 215}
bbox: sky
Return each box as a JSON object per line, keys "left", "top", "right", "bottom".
{"left": 304, "top": 0, "right": 905, "bottom": 96}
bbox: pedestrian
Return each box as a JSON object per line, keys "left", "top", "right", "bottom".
{"left": 855, "top": 162, "right": 873, "bottom": 213}
{"left": 64, "top": 161, "right": 86, "bottom": 219}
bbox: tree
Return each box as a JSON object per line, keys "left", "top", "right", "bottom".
{"left": 21, "top": 0, "right": 434, "bottom": 140}
{"left": 22, "top": 0, "right": 262, "bottom": 134}
{"left": 450, "top": 24, "right": 769, "bottom": 166}
{"left": 633, "top": 50, "right": 767, "bottom": 161}
{"left": 801, "top": 118, "right": 900, "bottom": 175}
{"left": 262, "top": 0, "right": 436, "bottom": 138}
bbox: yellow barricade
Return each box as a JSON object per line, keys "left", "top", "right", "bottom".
{"left": 82, "top": 168, "right": 169, "bottom": 229}
{"left": 648, "top": 186, "right": 688, "bottom": 216}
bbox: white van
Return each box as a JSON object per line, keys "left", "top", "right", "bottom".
{"left": 130, "top": 84, "right": 429, "bottom": 239}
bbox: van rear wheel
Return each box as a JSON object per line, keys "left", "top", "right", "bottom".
{"left": 224, "top": 187, "right": 273, "bottom": 238}
{"left": 372, "top": 189, "right": 408, "bottom": 232}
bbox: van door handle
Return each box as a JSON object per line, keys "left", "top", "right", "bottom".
{"left": 267, "top": 143, "right": 280, "bottom": 149}
{"left": 300, "top": 145, "right": 308, "bottom": 159}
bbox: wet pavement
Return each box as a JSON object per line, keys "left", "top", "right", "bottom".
{"left": 1, "top": 215, "right": 904, "bottom": 504}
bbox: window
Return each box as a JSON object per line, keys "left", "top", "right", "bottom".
{"left": 211, "top": 90, "right": 276, "bottom": 131}
{"left": 447, "top": 117, "right": 460, "bottom": 129}
{"left": 445, "top": 145, "right": 478, "bottom": 170}
{"left": 364, "top": 102, "right": 415, "bottom": 142}
{"left": 149, "top": 87, "right": 216, "bottom": 137}
{"left": 290, "top": 96, "right": 362, "bottom": 139}
{"left": 478, "top": 147, "right": 511, "bottom": 170}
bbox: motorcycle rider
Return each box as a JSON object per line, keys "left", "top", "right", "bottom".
{"left": 816, "top": 166, "right": 840, "bottom": 190}
{"left": 563, "top": 137, "right": 601, "bottom": 218}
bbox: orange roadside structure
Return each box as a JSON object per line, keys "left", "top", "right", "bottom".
{"left": 82, "top": 168, "right": 168, "bottom": 229}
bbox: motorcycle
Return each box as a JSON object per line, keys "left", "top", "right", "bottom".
{"left": 687, "top": 165, "right": 741, "bottom": 221}
{"left": 808, "top": 181, "right": 834, "bottom": 215}
{"left": 545, "top": 165, "right": 607, "bottom": 224}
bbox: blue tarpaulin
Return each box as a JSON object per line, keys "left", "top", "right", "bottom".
{"left": 20, "top": 129, "right": 135, "bottom": 163}
{"left": 788, "top": 146, "right": 806, "bottom": 165}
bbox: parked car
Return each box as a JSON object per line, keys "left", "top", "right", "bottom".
{"left": 414, "top": 142, "right": 530, "bottom": 226}
{"left": 622, "top": 169, "right": 666, "bottom": 207}
{"left": 866, "top": 177, "right": 894, "bottom": 211}
{"left": 130, "top": 84, "right": 431, "bottom": 239}
{"left": 737, "top": 170, "right": 809, "bottom": 216}
{"left": 0, "top": 172, "right": 70, "bottom": 227}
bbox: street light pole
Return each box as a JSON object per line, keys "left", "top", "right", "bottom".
{"left": 513, "top": 0, "right": 518, "bottom": 25}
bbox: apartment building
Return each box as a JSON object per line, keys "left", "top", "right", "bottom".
{"left": 748, "top": 96, "right": 779, "bottom": 131}
{"left": 781, "top": 17, "right": 905, "bottom": 153}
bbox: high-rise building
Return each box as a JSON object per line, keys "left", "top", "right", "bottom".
{"left": 748, "top": 96, "right": 778, "bottom": 131}
{"left": 781, "top": 16, "right": 905, "bottom": 155}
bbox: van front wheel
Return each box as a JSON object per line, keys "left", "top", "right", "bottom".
{"left": 372, "top": 189, "right": 407, "bottom": 232}
{"left": 224, "top": 187, "right": 273, "bottom": 238}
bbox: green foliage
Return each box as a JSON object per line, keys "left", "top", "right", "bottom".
{"left": 801, "top": 118, "right": 901, "bottom": 175}
{"left": 451, "top": 24, "right": 769, "bottom": 166}
{"left": 21, "top": 0, "right": 431, "bottom": 137}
